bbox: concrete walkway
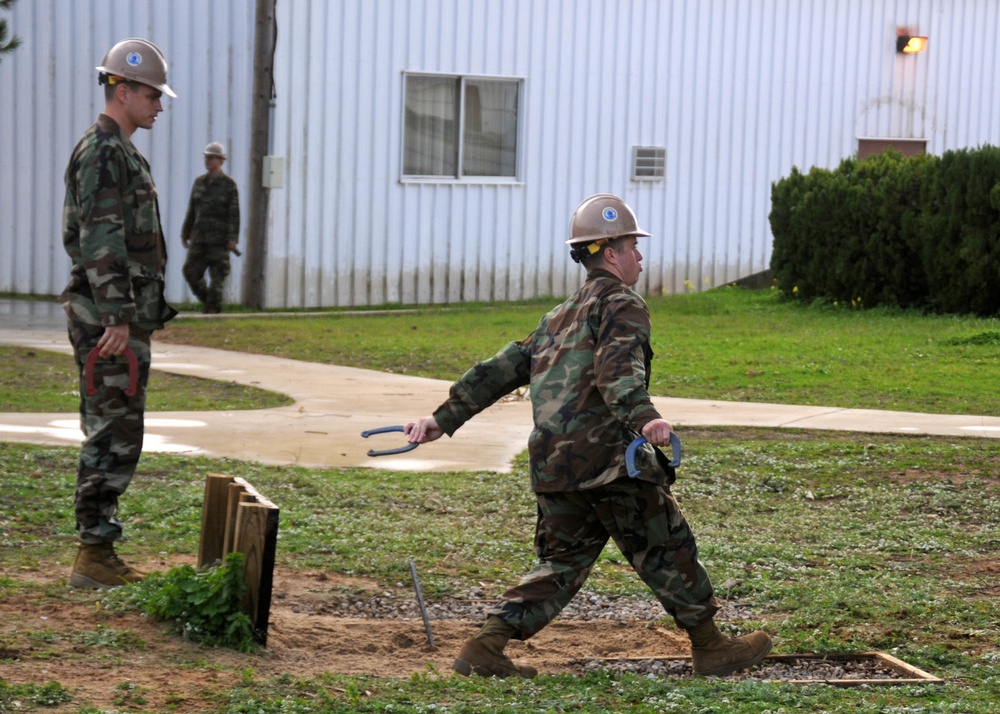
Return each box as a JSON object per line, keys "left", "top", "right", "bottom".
{"left": 3, "top": 300, "right": 999, "bottom": 473}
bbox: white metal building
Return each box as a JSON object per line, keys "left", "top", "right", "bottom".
{"left": 2, "top": 0, "right": 999, "bottom": 309}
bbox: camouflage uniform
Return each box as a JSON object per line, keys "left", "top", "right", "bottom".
{"left": 181, "top": 172, "right": 239, "bottom": 312}
{"left": 433, "top": 269, "right": 720, "bottom": 636}
{"left": 60, "top": 113, "right": 177, "bottom": 545}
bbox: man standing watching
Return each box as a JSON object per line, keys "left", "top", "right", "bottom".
{"left": 181, "top": 141, "right": 240, "bottom": 314}
{"left": 60, "top": 38, "right": 178, "bottom": 588}
{"left": 405, "top": 194, "right": 771, "bottom": 678}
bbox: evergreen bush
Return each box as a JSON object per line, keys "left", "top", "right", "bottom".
{"left": 919, "top": 145, "right": 1000, "bottom": 314}
{"left": 769, "top": 145, "right": 1000, "bottom": 315}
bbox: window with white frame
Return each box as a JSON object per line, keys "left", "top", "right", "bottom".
{"left": 403, "top": 73, "right": 521, "bottom": 179}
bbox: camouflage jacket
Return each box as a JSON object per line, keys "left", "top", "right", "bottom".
{"left": 433, "top": 270, "right": 669, "bottom": 492}
{"left": 181, "top": 173, "right": 240, "bottom": 246}
{"left": 60, "top": 114, "right": 176, "bottom": 331}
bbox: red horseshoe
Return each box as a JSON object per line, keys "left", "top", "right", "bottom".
{"left": 85, "top": 347, "right": 140, "bottom": 397}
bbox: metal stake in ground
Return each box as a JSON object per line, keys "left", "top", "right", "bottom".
{"left": 409, "top": 560, "right": 435, "bottom": 648}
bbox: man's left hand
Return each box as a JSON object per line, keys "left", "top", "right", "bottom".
{"left": 641, "top": 418, "right": 674, "bottom": 447}
{"left": 97, "top": 323, "right": 130, "bottom": 358}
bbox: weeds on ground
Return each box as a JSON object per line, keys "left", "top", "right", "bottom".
{"left": 0, "top": 680, "right": 72, "bottom": 711}
{"left": 104, "top": 552, "right": 258, "bottom": 653}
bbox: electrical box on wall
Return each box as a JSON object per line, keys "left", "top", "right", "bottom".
{"left": 262, "top": 156, "right": 284, "bottom": 188}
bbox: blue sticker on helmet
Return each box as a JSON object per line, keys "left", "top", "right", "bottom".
{"left": 603, "top": 207, "right": 618, "bottom": 221}
{"left": 127, "top": 52, "right": 142, "bottom": 66}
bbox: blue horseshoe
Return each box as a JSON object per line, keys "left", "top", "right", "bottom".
{"left": 361, "top": 425, "right": 421, "bottom": 457}
{"left": 625, "top": 432, "right": 682, "bottom": 478}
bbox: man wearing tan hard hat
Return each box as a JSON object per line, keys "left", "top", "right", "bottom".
{"left": 181, "top": 141, "right": 241, "bottom": 313}
{"left": 60, "top": 38, "right": 178, "bottom": 589}
{"left": 404, "top": 194, "right": 771, "bottom": 678}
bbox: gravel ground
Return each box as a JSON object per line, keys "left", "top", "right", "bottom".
{"left": 573, "top": 655, "right": 915, "bottom": 682}
{"left": 286, "top": 587, "right": 933, "bottom": 682}
{"left": 290, "top": 587, "right": 758, "bottom": 624}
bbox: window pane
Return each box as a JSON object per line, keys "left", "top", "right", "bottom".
{"left": 462, "top": 79, "right": 518, "bottom": 177}
{"left": 404, "top": 76, "right": 459, "bottom": 176}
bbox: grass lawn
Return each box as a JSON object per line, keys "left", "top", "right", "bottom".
{"left": 1, "top": 288, "right": 998, "bottom": 712}
{"left": 1, "top": 430, "right": 997, "bottom": 712}
{"left": 155, "top": 288, "right": 1000, "bottom": 415}
{"left": 0, "top": 346, "right": 291, "bottom": 413}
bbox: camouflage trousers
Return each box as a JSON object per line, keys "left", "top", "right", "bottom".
{"left": 182, "top": 242, "right": 230, "bottom": 311}
{"left": 68, "top": 320, "right": 152, "bottom": 545}
{"left": 490, "top": 478, "right": 721, "bottom": 638}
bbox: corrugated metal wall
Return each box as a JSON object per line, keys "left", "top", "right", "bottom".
{"left": 264, "top": 0, "right": 1000, "bottom": 307}
{"left": 3, "top": 1, "right": 1000, "bottom": 308}
{"left": 0, "top": 0, "right": 254, "bottom": 306}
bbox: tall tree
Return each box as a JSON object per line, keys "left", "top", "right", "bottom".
{"left": 0, "top": 0, "right": 22, "bottom": 61}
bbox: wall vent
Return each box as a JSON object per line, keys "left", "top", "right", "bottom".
{"left": 632, "top": 146, "right": 666, "bottom": 180}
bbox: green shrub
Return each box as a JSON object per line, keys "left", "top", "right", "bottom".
{"left": 920, "top": 145, "right": 1000, "bottom": 314}
{"left": 106, "top": 552, "right": 257, "bottom": 652}
{"left": 770, "top": 145, "right": 1000, "bottom": 315}
{"left": 769, "top": 164, "right": 825, "bottom": 302}
{"left": 853, "top": 151, "right": 935, "bottom": 308}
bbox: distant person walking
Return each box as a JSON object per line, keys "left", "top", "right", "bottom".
{"left": 181, "top": 142, "right": 240, "bottom": 313}
{"left": 60, "top": 38, "right": 178, "bottom": 588}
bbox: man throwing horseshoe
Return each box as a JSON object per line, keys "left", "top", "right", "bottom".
{"left": 405, "top": 194, "right": 771, "bottom": 679}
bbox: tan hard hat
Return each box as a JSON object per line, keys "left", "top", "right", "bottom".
{"left": 96, "top": 38, "right": 176, "bottom": 98}
{"left": 566, "top": 194, "right": 651, "bottom": 262}
{"left": 203, "top": 142, "right": 227, "bottom": 159}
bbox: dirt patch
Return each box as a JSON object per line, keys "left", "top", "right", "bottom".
{"left": 0, "top": 568, "right": 689, "bottom": 713}
{"left": 893, "top": 468, "right": 1000, "bottom": 488}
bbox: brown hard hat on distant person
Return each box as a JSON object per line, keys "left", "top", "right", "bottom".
{"left": 566, "top": 194, "right": 651, "bottom": 263}
{"left": 203, "top": 142, "right": 227, "bottom": 159}
{"left": 96, "top": 38, "right": 176, "bottom": 98}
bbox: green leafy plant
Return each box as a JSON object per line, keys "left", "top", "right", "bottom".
{"left": 0, "top": 680, "right": 72, "bottom": 711}
{"left": 72, "top": 624, "right": 145, "bottom": 650}
{"left": 113, "top": 681, "right": 148, "bottom": 707}
{"left": 107, "top": 552, "right": 257, "bottom": 652}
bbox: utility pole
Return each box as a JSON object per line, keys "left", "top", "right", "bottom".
{"left": 242, "top": 0, "right": 277, "bottom": 309}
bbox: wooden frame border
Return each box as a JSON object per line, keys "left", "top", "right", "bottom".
{"left": 596, "top": 652, "right": 943, "bottom": 686}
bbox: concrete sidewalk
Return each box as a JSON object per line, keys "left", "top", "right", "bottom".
{"left": 3, "top": 304, "right": 999, "bottom": 472}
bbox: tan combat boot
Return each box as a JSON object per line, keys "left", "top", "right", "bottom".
{"left": 686, "top": 618, "right": 772, "bottom": 676}
{"left": 453, "top": 616, "right": 538, "bottom": 679}
{"left": 68, "top": 542, "right": 146, "bottom": 589}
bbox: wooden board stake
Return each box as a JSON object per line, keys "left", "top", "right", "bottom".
{"left": 197, "top": 473, "right": 279, "bottom": 644}
{"left": 198, "top": 473, "right": 235, "bottom": 569}
{"left": 233, "top": 501, "right": 280, "bottom": 644}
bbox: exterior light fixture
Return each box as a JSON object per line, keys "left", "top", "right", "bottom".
{"left": 896, "top": 35, "right": 928, "bottom": 54}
